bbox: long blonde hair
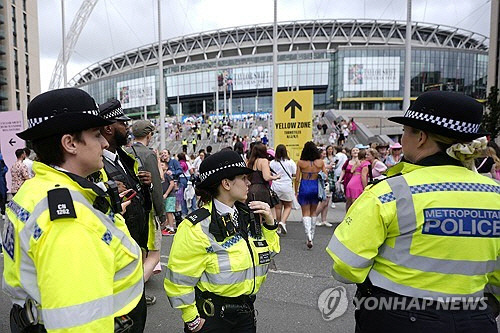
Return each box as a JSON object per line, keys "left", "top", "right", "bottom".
{"left": 487, "top": 147, "right": 500, "bottom": 170}
{"left": 427, "top": 132, "right": 488, "bottom": 171}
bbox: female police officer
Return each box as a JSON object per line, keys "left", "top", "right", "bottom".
{"left": 164, "top": 150, "right": 280, "bottom": 332}
{"left": 3, "top": 88, "right": 144, "bottom": 332}
{"left": 327, "top": 91, "right": 499, "bottom": 332}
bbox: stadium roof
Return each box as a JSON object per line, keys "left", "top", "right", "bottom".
{"left": 71, "top": 19, "right": 489, "bottom": 86}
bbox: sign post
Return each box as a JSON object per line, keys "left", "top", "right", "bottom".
{"left": 0, "top": 111, "right": 25, "bottom": 193}
{"left": 274, "top": 90, "right": 313, "bottom": 161}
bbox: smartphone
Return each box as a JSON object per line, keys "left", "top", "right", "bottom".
{"left": 121, "top": 189, "right": 137, "bottom": 202}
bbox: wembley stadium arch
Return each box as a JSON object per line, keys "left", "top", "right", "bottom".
{"left": 70, "top": 19, "right": 489, "bottom": 118}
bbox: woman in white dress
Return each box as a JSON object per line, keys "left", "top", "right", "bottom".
{"left": 270, "top": 144, "right": 296, "bottom": 234}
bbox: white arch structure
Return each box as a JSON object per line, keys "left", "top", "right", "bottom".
{"left": 49, "top": 0, "right": 99, "bottom": 90}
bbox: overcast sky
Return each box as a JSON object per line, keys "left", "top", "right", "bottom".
{"left": 37, "top": 0, "right": 493, "bottom": 92}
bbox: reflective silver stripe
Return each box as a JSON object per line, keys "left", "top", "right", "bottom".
{"left": 114, "top": 258, "right": 142, "bottom": 282}
{"left": 369, "top": 269, "right": 484, "bottom": 300}
{"left": 328, "top": 234, "right": 374, "bottom": 268}
{"left": 165, "top": 266, "right": 199, "bottom": 287}
{"left": 18, "top": 199, "right": 48, "bottom": 304}
{"left": 112, "top": 278, "right": 144, "bottom": 314}
{"left": 200, "top": 265, "right": 268, "bottom": 285}
{"left": 168, "top": 291, "right": 196, "bottom": 308}
{"left": 2, "top": 276, "right": 27, "bottom": 303}
{"left": 378, "top": 176, "right": 496, "bottom": 276}
{"left": 485, "top": 284, "right": 500, "bottom": 296}
{"left": 200, "top": 218, "right": 232, "bottom": 272}
{"left": 42, "top": 295, "right": 113, "bottom": 330}
{"left": 331, "top": 266, "right": 355, "bottom": 284}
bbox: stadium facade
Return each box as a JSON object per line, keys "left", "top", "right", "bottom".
{"left": 71, "top": 19, "right": 489, "bottom": 117}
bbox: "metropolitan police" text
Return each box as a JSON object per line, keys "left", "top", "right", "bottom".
{"left": 422, "top": 208, "right": 499, "bottom": 237}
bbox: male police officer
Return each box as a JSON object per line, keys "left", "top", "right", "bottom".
{"left": 4, "top": 88, "right": 143, "bottom": 332}
{"left": 99, "top": 99, "right": 153, "bottom": 331}
{"left": 327, "top": 91, "right": 499, "bottom": 332}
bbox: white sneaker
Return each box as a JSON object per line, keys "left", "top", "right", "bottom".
{"left": 279, "top": 222, "right": 287, "bottom": 234}
{"left": 315, "top": 221, "right": 323, "bottom": 227}
{"left": 330, "top": 202, "right": 336, "bottom": 209}
{"left": 323, "top": 221, "right": 333, "bottom": 227}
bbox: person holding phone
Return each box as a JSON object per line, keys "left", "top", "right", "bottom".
{"left": 164, "top": 150, "right": 280, "bottom": 332}
{"left": 98, "top": 99, "right": 153, "bottom": 330}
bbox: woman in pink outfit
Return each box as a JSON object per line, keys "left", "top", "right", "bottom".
{"left": 345, "top": 149, "right": 370, "bottom": 212}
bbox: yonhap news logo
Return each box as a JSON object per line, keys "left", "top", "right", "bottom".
{"left": 317, "top": 286, "right": 349, "bottom": 321}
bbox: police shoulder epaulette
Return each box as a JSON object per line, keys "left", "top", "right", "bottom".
{"left": 47, "top": 188, "right": 77, "bottom": 221}
{"left": 184, "top": 208, "right": 210, "bottom": 225}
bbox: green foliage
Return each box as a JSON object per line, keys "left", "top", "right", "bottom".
{"left": 483, "top": 86, "right": 500, "bottom": 139}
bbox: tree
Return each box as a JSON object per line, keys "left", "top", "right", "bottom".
{"left": 483, "top": 86, "right": 500, "bottom": 140}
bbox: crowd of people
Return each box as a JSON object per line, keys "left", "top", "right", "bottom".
{"left": 0, "top": 87, "right": 499, "bottom": 332}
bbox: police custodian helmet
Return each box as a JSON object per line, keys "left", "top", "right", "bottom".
{"left": 196, "top": 150, "right": 253, "bottom": 190}
{"left": 388, "top": 91, "right": 488, "bottom": 141}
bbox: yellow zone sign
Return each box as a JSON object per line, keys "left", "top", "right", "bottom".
{"left": 274, "top": 90, "right": 313, "bottom": 161}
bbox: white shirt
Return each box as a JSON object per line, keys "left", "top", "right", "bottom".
{"left": 328, "top": 133, "right": 337, "bottom": 145}
{"left": 213, "top": 198, "right": 238, "bottom": 227}
{"left": 334, "top": 152, "right": 348, "bottom": 178}
{"left": 103, "top": 149, "right": 127, "bottom": 173}
{"left": 270, "top": 159, "right": 296, "bottom": 188}
{"left": 23, "top": 158, "right": 34, "bottom": 178}
{"left": 213, "top": 198, "right": 235, "bottom": 216}
{"left": 192, "top": 156, "right": 203, "bottom": 174}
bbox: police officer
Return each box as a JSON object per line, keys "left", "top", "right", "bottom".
{"left": 3, "top": 88, "right": 143, "bottom": 332}
{"left": 182, "top": 138, "right": 188, "bottom": 153}
{"left": 164, "top": 150, "right": 280, "bottom": 332}
{"left": 326, "top": 91, "right": 499, "bottom": 332}
{"left": 99, "top": 99, "right": 152, "bottom": 332}
{"left": 192, "top": 137, "right": 197, "bottom": 154}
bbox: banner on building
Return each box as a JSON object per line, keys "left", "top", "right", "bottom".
{"left": 343, "top": 57, "right": 400, "bottom": 91}
{"left": 117, "top": 76, "right": 156, "bottom": 109}
{"left": 274, "top": 90, "right": 313, "bottom": 161}
{"left": 232, "top": 67, "right": 272, "bottom": 90}
{"left": 217, "top": 69, "right": 233, "bottom": 92}
{"left": 0, "top": 111, "right": 25, "bottom": 193}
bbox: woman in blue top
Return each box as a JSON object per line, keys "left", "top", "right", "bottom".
{"left": 295, "top": 141, "right": 327, "bottom": 249}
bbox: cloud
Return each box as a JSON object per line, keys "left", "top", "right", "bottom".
{"left": 38, "top": 0, "right": 491, "bottom": 92}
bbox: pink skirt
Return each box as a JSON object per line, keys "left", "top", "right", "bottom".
{"left": 345, "top": 174, "right": 364, "bottom": 199}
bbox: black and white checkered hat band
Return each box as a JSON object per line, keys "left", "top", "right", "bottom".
{"left": 404, "top": 110, "right": 480, "bottom": 134}
{"left": 27, "top": 109, "right": 99, "bottom": 129}
{"left": 102, "top": 107, "right": 125, "bottom": 120}
{"left": 200, "top": 161, "right": 247, "bottom": 182}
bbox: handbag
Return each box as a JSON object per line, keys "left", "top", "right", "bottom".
{"left": 317, "top": 171, "right": 327, "bottom": 201}
{"left": 332, "top": 182, "right": 346, "bottom": 203}
{"left": 269, "top": 188, "right": 281, "bottom": 207}
{"left": 267, "top": 166, "right": 281, "bottom": 207}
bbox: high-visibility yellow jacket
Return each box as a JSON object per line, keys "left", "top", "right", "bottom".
{"left": 327, "top": 159, "right": 500, "bottom": 302}
{"left": 164, "top": 201, "right": 280, "bottom": 322}
{"left": 3, "top": 162, "right": 144, "bottom": 332}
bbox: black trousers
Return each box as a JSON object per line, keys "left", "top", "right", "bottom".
{"left": 186, "top": 303, "right": 256, "bottom": 333}
{"left": 128, "top": 291, "right": 147, "bottom": 333}
{"left": 0, "top": 193, "right": 6, "bottom": 215}
{"left": 355, "top": 289, "right": 498, "bottom": 333}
